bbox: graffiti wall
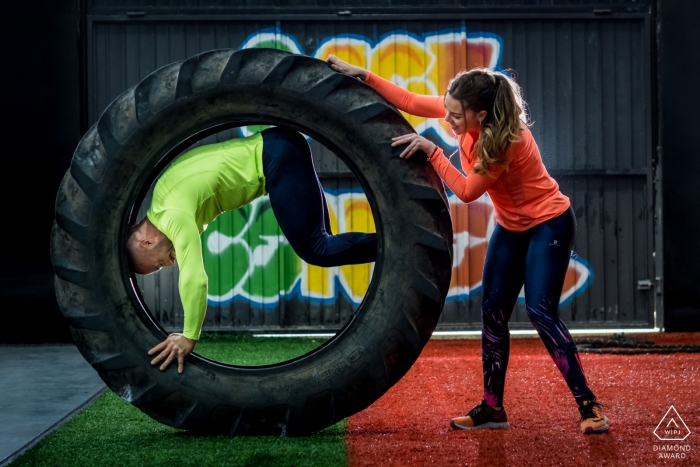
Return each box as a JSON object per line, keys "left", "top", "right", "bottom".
{"left": 197, "top": 27, "right": 593, "bottom": 320}
{"left": 99, "top": 15, "right": 653, "bottom": 329}
{"left": 239, "top": 26, "right": 502, "bottom": 151}
{"left": 203, "top": 190, "right": 375, "bottom": 308}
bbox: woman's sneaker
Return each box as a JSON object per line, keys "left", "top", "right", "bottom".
{"left": 450, "top": 400, "right": 510, "bottom": 430}
{"left": 579, "top": 400, "right": 609, "bottom": 434}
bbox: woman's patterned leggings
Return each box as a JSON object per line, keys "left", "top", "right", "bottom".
{"left": 481, "top": 206, "right": 595, "bottom": 407}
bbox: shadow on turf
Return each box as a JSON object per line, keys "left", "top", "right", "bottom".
{"left": 171, "top": 425, "right": 344, "bottom": 439}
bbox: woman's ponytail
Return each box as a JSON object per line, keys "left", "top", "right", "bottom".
{"left": 447, "top": 69, "right": 529, "bottom": 176}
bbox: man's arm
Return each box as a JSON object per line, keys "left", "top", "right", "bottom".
{"left": 148, "top": 215, "right": 207, "bottom": 373}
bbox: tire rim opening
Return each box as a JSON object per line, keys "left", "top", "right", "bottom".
{"left": 129, "top": 124, "right": 378, "bottom": 367}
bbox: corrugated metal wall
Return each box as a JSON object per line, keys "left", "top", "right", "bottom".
{"left": 87, "top": 8, "right": 654, "bottom": 331}
{"left": 89, "top": 1, "right": 646, "bottom": 9}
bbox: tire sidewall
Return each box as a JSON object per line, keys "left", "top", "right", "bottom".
{"left": 64, "top": 49, "right": 452, "bottom": 434}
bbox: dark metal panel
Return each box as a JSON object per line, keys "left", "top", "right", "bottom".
{"left": 89, "top": 20, "right": 278, "bottom": 125}
{"left": 560, "top": 175, "right": 651, "bottom": 325}
{"left": 614, "top": 23, "right": 633, "bottom": 172}
{"left": 617, "top": 177, "right": 635, "bottom": 322}
{"left": 489, "top": 19, "right": 647, "bottom": 174}
{"left": 601, "top": 22, "right": 617, "bottom": 172}
{"left": 89, "top": 0, "right": 648, "bottom": 11}
{"left": 630, "top": 17, "right": 648, "bottom": 171}
{"left": 633, "top": 175, "right": 653, "bottom": 322}
{"left": 583, "top": 21, "right": 603, "bottom": 170}
{"left": 554, "top": 21, "right": 574, "bottom": 173}
{"left": 569, "top": 21, "right": 587, "bottom": 173}
{"left": 602, "top": 176, "right": 619, "bottom": 321}
{"left": 586, "top": 176, "right": 607, "bottom": 321}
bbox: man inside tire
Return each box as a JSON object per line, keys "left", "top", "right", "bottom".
{"left": 126, "top": 127, "right": 376, "bottom": 373}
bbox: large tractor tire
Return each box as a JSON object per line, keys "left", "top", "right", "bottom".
{"left": 51, "top": 48, "right": 453, "bottom": 436}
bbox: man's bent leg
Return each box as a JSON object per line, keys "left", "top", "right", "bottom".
{"left": 261, "top": 127, "right": 377, "bottom": 267}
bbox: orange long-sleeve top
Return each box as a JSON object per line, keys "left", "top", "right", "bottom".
{"left": 365, "top": 72, "right": 570, "bottom": 232}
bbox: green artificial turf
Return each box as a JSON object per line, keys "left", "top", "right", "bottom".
{"left": 193, "top": 333, "right": 328, "bottom": 365}
{"left": 10, "top": 335, "right": 346, "bottom": 467}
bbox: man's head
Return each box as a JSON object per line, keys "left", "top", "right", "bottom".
{"left": 126, "top": 217, "right": 176, "bottom": 274}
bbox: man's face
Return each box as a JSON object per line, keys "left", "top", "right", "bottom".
{"left": 139, "top": 241, "right": 176, "bottom": 275}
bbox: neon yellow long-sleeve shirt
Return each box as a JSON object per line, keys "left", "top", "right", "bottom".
{"left": 146, "top": 133, "right": 266, "bottom": 340}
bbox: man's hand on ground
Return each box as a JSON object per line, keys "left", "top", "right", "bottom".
{"left": 148, "top": 333, "right": 197, "bottom": 374}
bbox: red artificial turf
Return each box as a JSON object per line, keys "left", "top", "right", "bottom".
{"left": 347, "top": 333, "right": 700, "bottom": 466}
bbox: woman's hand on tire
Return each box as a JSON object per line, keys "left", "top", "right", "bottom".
{"left": 326, "top": 55, "right": 368, "bottom": 80}
{"left": 149, "top": 333, "right": 197, "bottom": 374}
{"left": 391, "top": 134, "right": 437, "bottom": 159}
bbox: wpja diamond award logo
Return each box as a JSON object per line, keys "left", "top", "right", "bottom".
{"left": 653, "top": 406, "right": 692, "bottom": 459}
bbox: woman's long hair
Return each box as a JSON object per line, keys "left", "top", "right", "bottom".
{"left": 447, "top": 68, "right": 529, "bottom": 175}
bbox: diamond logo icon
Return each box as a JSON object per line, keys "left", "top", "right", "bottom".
{"left": 654, "top": 406, "right": 691, "bottom": 441}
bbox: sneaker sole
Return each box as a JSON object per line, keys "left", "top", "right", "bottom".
{"left": 581, "top": 416, "right": 610, "bottom": 435}
{"left": 582, "top": 424, "right": 609, "bottom": 434}
{"left": 450, "top": 420, "right": 510, "bottom": 430}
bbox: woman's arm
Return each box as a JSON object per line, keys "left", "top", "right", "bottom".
{"left": 364, "top": 73, "right": 445, "bottom": 118}
{"left": 429, "top": 148, "right": 504, "bottom": 203}
{"left": 389, "top": 135, "right": 501, "bottom": 202}
{"left": 327, "top": 55, "right": 444, "bottom": 118}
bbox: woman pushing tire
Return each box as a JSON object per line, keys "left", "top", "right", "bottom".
{"left": 50, "top": 48, "right": 453, "bottom": 436}
{"left": 327, "top": 53, "right": 610, "bottom": 435}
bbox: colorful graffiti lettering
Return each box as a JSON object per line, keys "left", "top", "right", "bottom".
{"left": 203, "top": 190, "right": 592, "bottom": 307}
{"left": 239, "top": 27, "right": 502, "bottom": 149}
{"left": 203, "top": 190, "right": 375, "bottom": 307}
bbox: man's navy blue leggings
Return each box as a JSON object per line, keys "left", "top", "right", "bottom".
{"left": 261, "top": 127, "right": 376, "bottom": 267}
{"left": 481, "top": 206, "right": 595, "bottom": 406}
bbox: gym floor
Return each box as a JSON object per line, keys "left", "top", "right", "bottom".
{"left": 0, "top": 345, "right": 104, "bottom": 466}
{"left": 347, "top": 333, "right": 700, "bottom": 466}
{"left": 2, "top": 334, "right": 697, "bottom": 466}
